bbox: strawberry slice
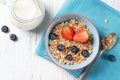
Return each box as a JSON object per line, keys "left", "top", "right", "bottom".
{"left": 61, "top": 25, "right": 74, "bottom": 40}
{"left": 73, "top": 29, "right": 89, "bottom": 43}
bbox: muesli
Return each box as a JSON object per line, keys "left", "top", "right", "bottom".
{"left": 49, "top": 19, "right": 93, "bottom": 65}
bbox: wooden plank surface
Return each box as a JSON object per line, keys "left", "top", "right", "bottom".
{"left": 0, "top": 0, "right": 119, "bottom": 80}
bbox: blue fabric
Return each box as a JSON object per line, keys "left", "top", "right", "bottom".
{"left": 36, "top": 0, "right": 120, "bottom": 79}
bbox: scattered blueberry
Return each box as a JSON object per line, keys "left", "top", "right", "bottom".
{"left": 49, "top": 33, "right": 57, "bottom": 40}
{"left": 108, "top": 55, "right": 116, "bottom": 62}
{"left": 10, "top": 34, "right": 18, "bottom": 41}
{"left": 81, "top": 50, "right": 89, "bottom": 57}
{"left": 1, "top": 25, "right": 9, "bottom": 33}
{"left": 66, "top": 54, "right": 73, "bottom": 61}
{"left": 57, "top": 44, "right": 65, "bottom": 51}
{"left": 70, "top": 46, "right": 79, "bottom": 53}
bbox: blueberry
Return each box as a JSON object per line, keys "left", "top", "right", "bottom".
{"left": 10, "top": 34, "right": 18, "bottom": 41}
{"left": 49, "top": 33, "right": 57, "bottom": 40}
{"left": 66, "top": 54, "right": 73, "bottom": 61}
{"left": 57, "top": 44, "right": 65, "bottom": 51}
{"left": 70, "top": 46, "right": 79, "bottom": 53}
{"left": 81, "top": 50, "right": 89, "bottom": 57}
{"left": 108, "top": 55, "right": 116, "bottom": 62}
{"left": 1, "top": 25, "right": 9, "bottom": 33}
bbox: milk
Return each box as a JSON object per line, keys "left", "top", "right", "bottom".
{"left": 9, "top": 0, "right": 45, "bottom": 30}
{"left": 13, "top": 0, "right": 36, "bottom": 20}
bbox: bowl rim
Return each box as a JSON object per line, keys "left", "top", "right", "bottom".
{"left": 44, "top": 14, "right": 100, "bottom": 70}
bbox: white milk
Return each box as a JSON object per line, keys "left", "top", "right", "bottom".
{"left": 9, "top": 0, "right": 45, "bottom": 30}
{"left": 13, "top": 0, "right": 36, "bottom": 20}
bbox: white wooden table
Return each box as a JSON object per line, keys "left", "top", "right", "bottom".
{"left": 0, "top": 0, "right": 120, "bottom": 80}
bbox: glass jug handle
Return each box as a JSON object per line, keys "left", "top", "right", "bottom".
{"left": 33, "top": 0, "right": 45, "bottom": 18}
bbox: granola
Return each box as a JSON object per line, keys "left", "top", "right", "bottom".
{"left": 49, "top": 19, "right": 93, "bottom": 65}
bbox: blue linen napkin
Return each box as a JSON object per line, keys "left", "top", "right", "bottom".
{"left": 36, "top": 0, "right": 120, "bottom": 80}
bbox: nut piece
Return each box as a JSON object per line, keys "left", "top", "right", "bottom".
{"left": 103, "top": 27, "right": 107, "bottom": 30}
{"left": 105, "top": 19, "right": 109, "bottom": 23}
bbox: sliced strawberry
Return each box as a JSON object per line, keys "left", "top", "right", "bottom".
{"left": 61, "top": 25, "right": 74, "bottom": 40}
{"left": 73, "top": 29, "right": 89, "bottom": 43}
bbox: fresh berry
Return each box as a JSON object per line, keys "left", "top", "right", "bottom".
{"left": 49, "top": 33, "right": 57, "bottom": 40}
{"left": 10, "top": 34, "right": 18, "bottom": 41}
{"left": 61, "top": 24, "right": 74, "bottom": 40}
{"left": 81, "top": 50, "right": 89, "bottom": 57}
{"left": 57, "top": 44, "right": 65, "bottom": 51}
{"left": 1, "top": 25, "right": 9, "bottom": 33}
{"left": 73, "top": 29, "right": 89, "bottom": 43}
{"left": 108, "top": 55, "right": 116, "bottom": 62}
{"left": 66, "top": 54, "right": 73, "bottom": 61}
{"left": 70, "top": 46, "right": 79, "bottom": 53}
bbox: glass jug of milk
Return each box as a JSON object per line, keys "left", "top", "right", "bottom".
{"left": 3, "top": 0, "right": 45, "bottom": 30}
